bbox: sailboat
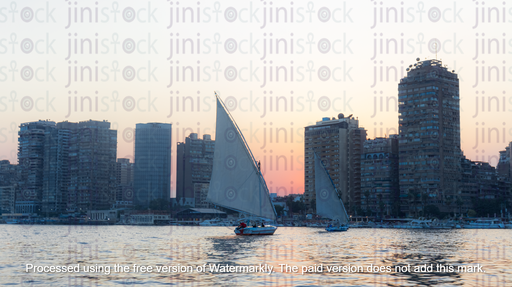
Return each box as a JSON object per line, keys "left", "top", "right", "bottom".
{"left": 314, "top": 152, "right": 350, "bottom": 232}
{"left": 207, "top": 93, "right": 278, "bottom": 236}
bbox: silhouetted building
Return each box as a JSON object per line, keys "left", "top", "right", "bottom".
{"left": 42, "top": 125, "right": 71, "bottom": 215}
{"left": 0, "top": 160, "right": 17, "bottom": 215}
{"left": 63, "top": 120, "right": 117, "bottom": 213}
{"left": 498, "top": 143, "right": 512, "bottom": 180}
{"left": 496, "top": 143, "right": 512, "bottom": 211}
{"left": 17, "top": 120, "right": 56, "bottom": 214}
{"left": 0, "top": 160, "right": 17, "bottom": 187}
{"left": 116, "top": 158, "right": 134, "bottom": 203}
{"left": 361, "top": 136, "right": 399, "bottom": 217}
{"left": 0, "top": 186, "right": 16, "bottom": 215}
{"left": 133, "top": 123, "right": 172, "bottom": 209}
{"left": 176, "top": 133, "right": 214, "bottom": 208}
{"left": 398, "top": 59, "right": 461, "bottom": 216}
{"left": 304, "top": 115, "right": 366, "bottom": 214}
{"left": 458, "top": 156, "right": 510, "bottom": 215}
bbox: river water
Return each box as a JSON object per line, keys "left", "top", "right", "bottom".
{"left": 1, "top": 225, "right": 510, "bottom": 286}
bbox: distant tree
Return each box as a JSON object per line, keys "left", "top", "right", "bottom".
{"left": 274, "top": 205, "right": 284, "bottom": 216}
{"left": 472, "top": 198, "right": 502, "bottom": 217}
{"left": 424, "top": 205, "right": 441, "bottom": 219}
{"left": 292, "top": 201, "right": 306, "bottom": 214}
{"left": 408, "top": 191, "right": 418, "bottom": 217}
{"left": 363, "top": 190, "right": 371, "bottom": 215}
{"left": 455, "top": 196, "right": 464, "bottom": 216}
{"left": 467, "top": 209, "right": 477, "bottom": 217}
{"left": 392, "top": 201, "right": 401, "bottom": 218}
{"left": 149, "top": 199, "right": 170, "bottom": 211}
{"left": 354, "top": 206, "right": 363, "bottom": 217}
{"left": 378, "top": 194, "right": 385, "bottom": 217}
{"left": 285, "top": 196, "right": 305, "bottom": 214}
{"left": 420, "top": 192, "right": 429, "bottom": 215}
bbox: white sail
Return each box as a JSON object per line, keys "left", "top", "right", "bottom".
{"left": 315, "top": 153, "right": 349, "bottom": 224}
{"left": 207, "top": 96, "right": 276, "bottom": 221}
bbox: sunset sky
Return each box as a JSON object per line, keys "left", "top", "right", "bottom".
{"left": 1, "top": 0, "right": 511, "bottom": 196}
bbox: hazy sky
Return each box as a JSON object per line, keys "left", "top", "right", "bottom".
{"left": 1, "top": 0, "right": 510, "bottom": 196}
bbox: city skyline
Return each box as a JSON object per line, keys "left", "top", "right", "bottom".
{"left": 2, "top": 2, "right": 512, "bottom": 286}
{"left": 1, "top": 58, "right": 511, "bottom": 218}
{"left": 1, "top": 1, "right": 510, "bottom": 197}
{"left": 2, "top": 82, "right": 512, "bottom": 199}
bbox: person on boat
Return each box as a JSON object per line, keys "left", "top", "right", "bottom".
{"left": 261, "top": 223, "right": 265, "bottom": 227}
{"left": 238, "top": 222, "right": 247, "bottom": 229}
{"left": 328, "top": 224, "right": 332, "bottom": 228}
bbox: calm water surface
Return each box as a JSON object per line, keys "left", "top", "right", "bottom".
{"left": 0, "top": 225, "right": 510, "bottom": 286}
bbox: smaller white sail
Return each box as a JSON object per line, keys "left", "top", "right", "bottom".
{"left": 315, "top": 153, "right": 349, "bottom": 224}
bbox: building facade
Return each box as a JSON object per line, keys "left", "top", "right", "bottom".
{"left": 304, "top": 115, "right": 366, "bottom": 214}
{"left": 116, "top": 158, "right": 134, "bottom": 203}
{"left": 176, "top": 133, "right": 214, "bottom": 208}
{"left": 0, "top": 160, "right": 17, "bottom": 187}
{"left": 64, "top": 120, "right": 117, "bottom": 213}
{"left": 17, "top": 120, "right": 56, "bottom": 214}
{"left": 14, "top": 120, "right": 117, "bottom": 215}
{"left": 398, "top": 59, "right": 461, "bottom": 216}
{"left": 361, "top": 136, "right": 399, "bottom": 217}
{"left": 133, "top": 123, "right": 172, "bottom": 208}
{"left": 498, "top": 143, "right": 512, "bottom": 180}
{"left": 0, "top": 160, "right": 17, "bottom": 214}
{"left": 459, "top": 156, "right": 510, "bottom": 216}
{"left": 0, "top": 186, "right": 16, "bottom": 215}
{"left": 42, "top": 126, "right": 71, "bottom": 215}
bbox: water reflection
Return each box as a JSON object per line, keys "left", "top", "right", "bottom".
{"left": 0, "top": 226, "right": 510, "bottom": 286}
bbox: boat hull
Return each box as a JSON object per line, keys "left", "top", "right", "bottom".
{"left": 235, "top": 226, "right": 277, "bottom": 236}
{"left": 463, "top": 220, "right": 505, "bottom": 229}
{"left": 325, "top": 226, "right": 349, "bottom": 232}
{"left": 463, "top": 224, "right": 504, "bottom": 229}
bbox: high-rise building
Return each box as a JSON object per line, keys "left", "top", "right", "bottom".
{"left": 42, "top": 126, "right": 71, "bottom": 215}
{"left": 117, "top": 158, "right": 134, "bottom": 186}
{"left": 176, "top": 133, "right": 214, "bottom": 208}
{"left": 398, "top": 58, "right": 461, "bottom": 216}
{"left": 461, "top": 158, "right": 510, "bottom": 213}
{"left": 0, "top": 160, "right": 17, "bottom": 215}
{"left": 304, "top": 115, "right": 366, "bottom": 214}
{"left": 17, "top": 120, "right": 56, "bottom": 214}
{"left": 16, "top": 120, "right": 117, "bottom": 215}
{"left": 361, "top": 136, "right": 399, "bottom": 217}
{"left": 116, "top": 158, "right": 134, "bottom": 203}
{"left": 0, "top": 186, "right": 16, "bottom": 215}
{"left": 495, "top": 144, "right": 512, "bottom": 212}
{"left": 133, "top": 123, "right": 172, "bottom": 208}
{"left": 0, "top": 160, "right": 17, "bottom": 187}
{"left": 497, "top": 143, "right": 512, "bottom": 180}
{"left": 64, "top": 120, "right": 117, "bottom": 212}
